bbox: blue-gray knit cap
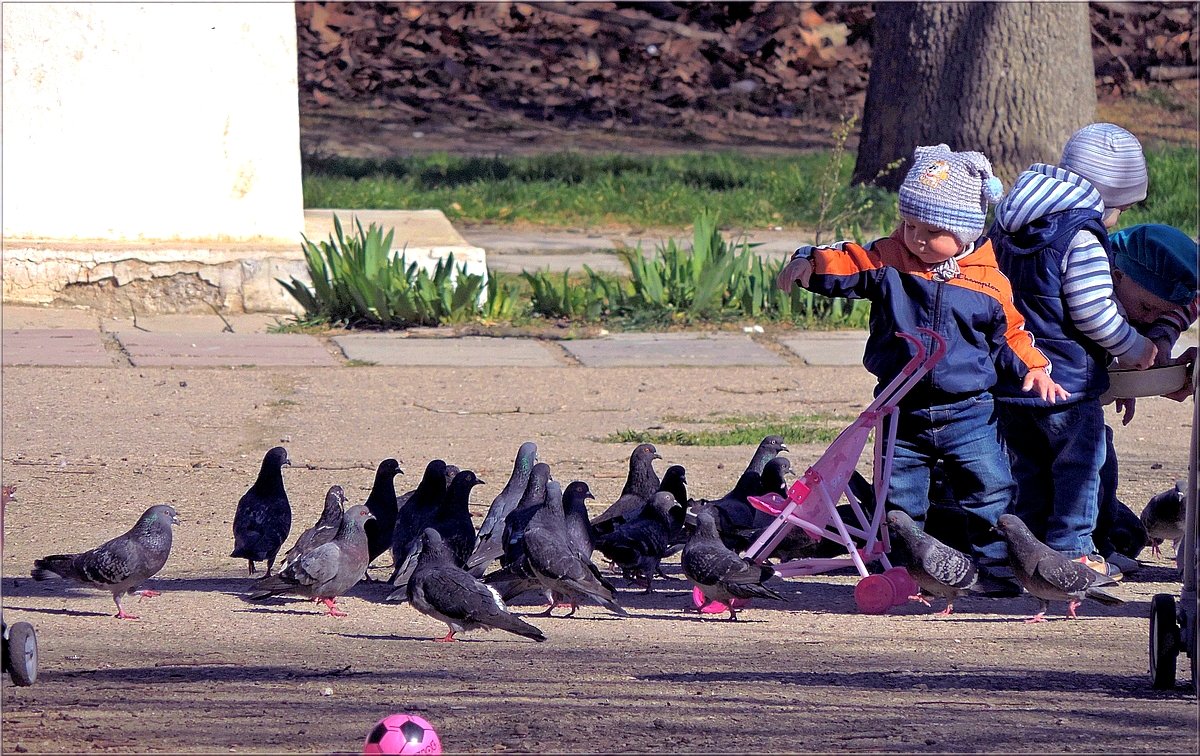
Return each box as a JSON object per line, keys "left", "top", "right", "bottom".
{"left": 1109, "top": 224, "right": 1198, "bottom": 306}
{"left": 898, "top": 144, "right": 1004, "bottom": 246}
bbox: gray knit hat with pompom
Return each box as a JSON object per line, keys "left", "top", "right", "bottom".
{"left": 898, "top": 144, "right": 1004, "bottom": 246}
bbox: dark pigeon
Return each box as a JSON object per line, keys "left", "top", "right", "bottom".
{"left": 230, "top": 446, "right": 292, "bottom": 576}
{"left": 706, "top": 435, "right": 789, "bottom": 541}
{"left": 1141, "top": 480, "right": 1186, "bottom": 558}
{"left": 247, "top": 505, "right": 375, "bottom": 616}
{"left": 886, "top": 510, "right": 978, "bottom": 615}
{"left": 994, "top": 513, "right": 1123, "bottom": 622}
{"left": 561, "top": 481, "right": 596, "bottom": 560}
{"left": 683, "top": 508, "right": 782, "bottom": 620}
{"left": 761, "top": 456, "right": 792, "bottom": 497}
{"left": 467, "top": 462, "right": 551, "bottom": 576}
{"left": 1106, "top": 498, "right": 1150, "bottom": 561}
{"left": 363, "top": 458, "right": 404, "bottom": 563}
{"left": 591, "top": 444, "right": 662, "bottom": 537}
{"left": 483, "top": 478, "right": 576, "bottom": 608}
{"left": 427, "top": 470, "right": 486, "bottom": 567}
{"left": 473, "top": 442, "right": 538, "bottom": 552}
{"left": 389, "top": 528, "right": 547, "bottom": 642}
{"left": 389, "top": 459, "right": 450, "bottom": 581}
{"left": 278, "top": 485, "right": 346, "bottom": 572}
{"left": 32, "top": 504, "right": 180, "bottom": 620}
{"left": 519, "top": 480, "right": 626, "bottom": 616}
{"left": 657, "top": 465, "right": 691, "bottom": 547}
{"left": 595, "top": 491, "right": 678, "bottom": 593}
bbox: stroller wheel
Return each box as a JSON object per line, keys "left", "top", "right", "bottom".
{"left": 1149, "top": 593, "right": 1179, "bottom": 690}
{"left": 5, "top": 621, "right": 38, "bottom": 687}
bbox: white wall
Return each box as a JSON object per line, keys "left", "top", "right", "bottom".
{"left": 2, "top": 2, "right": 303, "bottom": 242}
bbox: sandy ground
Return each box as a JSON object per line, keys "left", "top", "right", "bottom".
{"left": 1, "top": 363, "right": 1197, "bottom": 753}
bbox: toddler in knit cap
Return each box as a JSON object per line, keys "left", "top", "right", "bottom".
{"left": 1060, "top": 123, "right": 1148, "bottom": 226}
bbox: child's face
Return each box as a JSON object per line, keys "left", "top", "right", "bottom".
{"left": 1112, "top": 269, "right": 1178, "bottom": 325}
{"left": 902, "top": 218, "right": 963, "bottom": 265}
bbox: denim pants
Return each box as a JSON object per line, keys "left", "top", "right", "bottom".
{"left": 887, "top": 393, "right": 1013, "bottom": 569}
{"left": 997, "top": 399, "right": 1106, "bottom": 558}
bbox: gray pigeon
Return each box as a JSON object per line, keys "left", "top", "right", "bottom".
{"left": 391, "top": 469, "right": 487, "bottom": 593}
{"left": 230, "top": 446, "right": 292, "bottom": 576}
{"left": 363, "top": 458, "right": 404, "bottom": 563}
{"left": 591, "top": 444, "right": 663, "bottom": 536}
{"left": 886, "top": 509, "right": 978, "bottom": 615}
{"left": 594, "top": 491, "right": 678, "bottom": 593}
{"left": 467, "top": 462, "right": 551, "bottom": 576}
{"left": 520, "top": 482, "right": 627, "bottom": 616}
{"left": 247, "top": 505, "right": 375, "bottom": 616}
{"left": 278, "top": 485, "right": 347, "bottom": 572}
{"left": 683, "top": 509, "right": 782, "bottom": 621}
{"left": 994, "top": 513, "right": 1123, "bottom": 622}
{"left": 390, "top": 528, "right": 547, "bottom": 642}
{"left": 389, "top": 459, "right": 450, "bottom": 581}
{"left": 32, "top": 504, "right": 180, "bottom": 620}
{"left": 1141, "top": 480, "right": 1186, "bottom": 558}
{"left": 472, "top": 441, "right": 538, "bottom": 552}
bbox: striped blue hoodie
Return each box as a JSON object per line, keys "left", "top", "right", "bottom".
{"left": 989, "top": 164, "right": 1145, "bottom": 404}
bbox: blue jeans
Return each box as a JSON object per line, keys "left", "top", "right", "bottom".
{"left": 997, "top": 400, "right": 1106, "bottom": 558}
{"left": 887, "top": 393, "right": 1013, "bottom": 569}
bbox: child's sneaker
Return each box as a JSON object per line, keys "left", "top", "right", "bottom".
{"left": 1104, "top": 552, "right": 1140, "bottom": 575}
{"left": 1077, "top": 553, "right": 1122, "bottom": 581}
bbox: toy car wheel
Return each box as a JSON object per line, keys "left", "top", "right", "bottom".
{"left": 5, "top": 621, "right": 38, "bottom": 687}
{"left": 1149, "top": 593, "right": 1178, "bottom": 690}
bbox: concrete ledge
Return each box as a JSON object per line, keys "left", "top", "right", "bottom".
{"left": 561, "top": 333, "right": 786, "bottom": 367}
{"left": 334, "top": 334, "right": 562, "bottom": 366}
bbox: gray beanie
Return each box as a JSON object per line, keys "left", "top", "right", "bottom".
{"left": 897, "top": 144, "right": 1004, "bottom": 246}
{"left": 1060, "top": 123, "right": 1148, "bottom": 209}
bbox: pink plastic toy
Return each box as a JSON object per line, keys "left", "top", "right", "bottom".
{"left": 743, "top": 329, "right": 947, "bottom": 614}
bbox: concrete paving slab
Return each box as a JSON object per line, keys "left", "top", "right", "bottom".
{"left": 115, "top": 331, "right": 340, "bottom": 367}
{"left": 561, "top": 332, "right": 786, "bottom": 367}
{"left": 334, "top": 334, "right": 562, "bottom": 366}
{"left": 2, "top": 305, "right": 100, "bottom": 330}
{"left": 100, "top": 313, "right": 289, "bottom": 335}
{"left": 1, "top": 329, "right": 113, "bottom": 366}
{"left": 778, "top": 331, "right": 868, "bottom": 366}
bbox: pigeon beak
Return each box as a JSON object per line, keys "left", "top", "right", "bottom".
{"left": 171, "top": 514, "right": 181, "bottom": 525}
{"left": 476, "top": 477, "right": 486, "bottom": 486}
{"left": 780, "top": 444, "right": 789, "bottom": 452}
{"left": 653, "top": 453, "right": 663, "bottom": 460}
{"left": 585, "top": 492, "right": 595, "bottom": 500}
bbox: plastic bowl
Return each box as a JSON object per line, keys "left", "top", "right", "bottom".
{"left": 1103, "top": 363, "right": 1189, "bottom": 400}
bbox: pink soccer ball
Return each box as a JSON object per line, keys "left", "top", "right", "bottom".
{"left": 363, "top": 713, "right": 442, "bottom": 755}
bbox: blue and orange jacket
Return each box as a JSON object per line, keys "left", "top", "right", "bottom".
{"left": 804, "top": 231, "right": 1050, "bottom": 402}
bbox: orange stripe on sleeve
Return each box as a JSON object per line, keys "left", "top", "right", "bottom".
{"left": 810, "top": 241, "right": 884, "bottom": 276}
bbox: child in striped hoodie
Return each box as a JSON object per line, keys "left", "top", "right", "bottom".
{"left": 990, "top": 123, "right": 1158, "bottom": 579}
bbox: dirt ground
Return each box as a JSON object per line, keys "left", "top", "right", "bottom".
{"left": 1, "top": 360, "right": 1197, "bottom": 754}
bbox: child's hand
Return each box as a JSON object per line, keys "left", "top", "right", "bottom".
{"left": 1023, "top": 368, "right": 1070, "bottom": 403}
{"left": 1114, "top": 398, "right": 1137, "bottom": 425}
{"left": 776, "top": 255, "right": 813, "bottom": 293}
{"left": 1121, "top": 336, "right": 1158, "bottom": 371}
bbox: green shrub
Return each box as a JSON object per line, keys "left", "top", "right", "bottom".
{"left": 521, "top": 267, "right": 626, "bottom": 321}
{"left": 278, "top": 214, "right": 490, "bottom": 328}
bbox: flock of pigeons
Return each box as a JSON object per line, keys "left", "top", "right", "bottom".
{"left": 25, "top": 437, "right": 1189, "bottom": 637}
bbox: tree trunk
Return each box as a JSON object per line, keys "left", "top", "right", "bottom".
{"left": 853, "top": 2, "right": 1096, "bottom": 190}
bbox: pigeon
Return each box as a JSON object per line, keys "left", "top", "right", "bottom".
{"left": 994, "top": 513, "right": 1123, "bottom": 622}
{"left": 517, "top": 480, "right": 626, "bottom": 616}
{"left": 594, "top": 491, "right": 678, "bottom": 593}
{"left": 1141, "top": 480, "right": 1187, "bottom": 558}
{"left": 363, "top": 458, "right": 404, "bottom": 563}
{"left": 389, "top": 528, "right": 546, "bottom": 642}
{"left": 561, "top": 480, "right": 596, "bottom": 560}
{"left": 278, "top": 485, "right": 347, "bottom": 571}
{"left": 886, "top": 510, "right": 978, "bottom": 615}
{"left": 1105, "top": 498, "right": 1150, "bottom": 561}
{"left": 467, "top": 462, "right": 551, "bottom": 576}
{"left": 707, "top": 435, "right": 789, "bottom": 540}
{"left": 591, "top": 443, "right": 662, "bottom": 536}
{"left": 761, "top": 456, "right": 792, "bottom": 497}
{"left": 230, "top": 446, "right": 292, "bottom": 576}
{"left": 389, "top": 459, "right": 450, "bottom": 581}
{"left": 473, "top": 441, "right": 538, "bottom": 551}
{"left": 657, "top": 466, "right": 691, "bottom": 547}
{"left": 427, "top": 469, "right": 486, "bottom": 567}
{"left": 32, "top": 504, "right": 180, "bottom": 620}
{"left": 683, "top": 508, "right": 783, "bottom": 620}
{"left": 247, "top": 505, "right": 375, "bottom": 616}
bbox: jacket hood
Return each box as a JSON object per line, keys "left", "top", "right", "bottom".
{"left": 994, "top": 163, "right": 1104, "bottom": 232}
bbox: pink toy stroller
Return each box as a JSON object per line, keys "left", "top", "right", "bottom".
{"left": 741, "top": 328, "right": 947, "bottom": 614}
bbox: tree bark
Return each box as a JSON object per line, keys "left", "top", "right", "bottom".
{"left": 853, "top": 2, "right": 1096, "bottom": 189}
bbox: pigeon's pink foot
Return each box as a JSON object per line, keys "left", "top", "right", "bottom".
{"left": 115, "top": 609, "right": 140, "bottom": 620}
{"left": 1023, "top": 612, "right": 1047, "bottom": 623}
{"left": 435, "top": 631, "right": 457, "bottom": 642}
{"left": 319, "top": 598, "right": 347, "bottom": 617}
{"left": 1066, "top": 600, "right": 1081, "bottom": 619}
{"left": 936, "top": 603, "right": 954, "bottom": 616}
{"left": 135, "top": 589, "right": 161, "bottom": 600}
{"left": 909, "top": 594, "right": 932, "bottom": 607}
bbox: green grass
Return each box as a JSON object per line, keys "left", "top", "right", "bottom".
{"left": 302, "top": 146, "right": 1198, "bottom": 237}
{"left": 303, "top": 151, "right": 899, "bottom": 238}
{"left": 606, "top": 412, "right": 855, "bottom": 447}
